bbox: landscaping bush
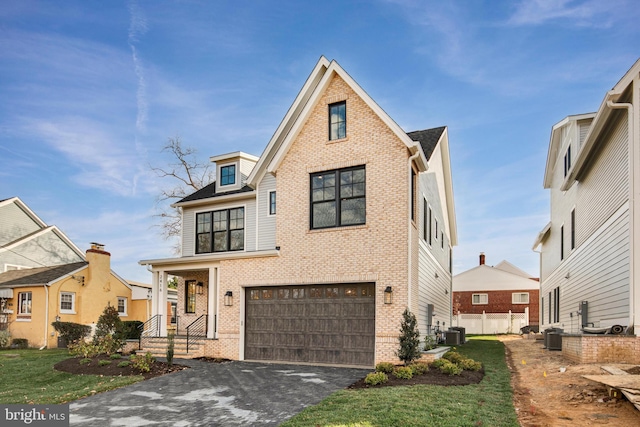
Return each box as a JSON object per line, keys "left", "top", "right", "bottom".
{"left": 396, "top": 308, "right": 421, "bottom": 365}
{"left": 442, "top": 350, "right": 464, "bottom": 364}
{"left": 120, "top": 321, "right": 143, "bottom": 340}
{"left": 98, "top": 360, "right": 112, "bottom": 366}
{"left": 375, "top": 362, "right": 395, "bottom": 374}
{"left": 131, "top": 352, "right": 155, "bottom": 372}
{"left": 117, "top": 361, "right": 131, "bottom": 368}
{"left": 79, "top": 358, "right": 92, "bottom": 365}
{"left": 109, "top": 353, "right": 122, "bottom": 360}
{"left": 69, "top": 340, "right": 101, "bottom": 358}
{"left": 432, "top": 359, "right": 462, "bottom": 375}
{"left": 94, "top": 304, "right": 124, "bottom": 348}
{"left": 410, "top": 362, "right": 430, "bottom": 375}
{"left": 392, "top": 366, "right": 413, "bottom": 379}
{"left": 11, "top": 338, "right": 28, "bottom": 349}
{"left": 458, "top": 358, "right": 482, "bottom": 371}
{"left": 364, "top": 371, "right": 388, "bottom": 386}
{"left": 0, "top": 330, "right": 11, "bottom": 348}
{"left": 51, "top": 321, "right": 91, "bottom": 345}
{"left": 94, "top": 334, "right": 121, "bottom": 355}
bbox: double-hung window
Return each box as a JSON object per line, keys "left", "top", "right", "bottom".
{"left": 328, "top": 101, "right": 346, "bottom": 140}
{"left": 60, "top": 292, "right": 75, "bottom": 314}
{"left": 472, "top": 294, "right": 488, "bottom": 305}
{"left": 311, "top": 166, "right": 365, "bottom": 229}
{"left": 117, "top": 297, "right": 127, "bottom": 316}
{"left": 18, "top": 292, "right": 32, "bottom": 316}
{"left": 512, "top": 292, "right": 529, "bottom": 304}
{"left": 196, "top": 207, "right": 245, "bottom": 253}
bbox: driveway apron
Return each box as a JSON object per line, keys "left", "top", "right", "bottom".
{"left": 69, "top": 360, "right": 367, "bottom": 426}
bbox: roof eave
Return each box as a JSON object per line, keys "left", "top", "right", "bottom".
{"left": 171, "top": 189, "right": 256, "bottom": 208}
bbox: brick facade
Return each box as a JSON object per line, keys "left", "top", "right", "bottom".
{"left": 453, "top": 289, "right": 540, "bottom": 324}
{"left": 562, "top": 335, "right": 640, "bottom": 364}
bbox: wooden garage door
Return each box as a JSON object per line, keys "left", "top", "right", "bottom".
{"left": 245, "top": 283, "right": 375, "bottom": 367}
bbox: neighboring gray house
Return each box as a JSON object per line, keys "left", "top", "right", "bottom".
{"left": 533, "top": 58, "right": 640, "bottom": 337}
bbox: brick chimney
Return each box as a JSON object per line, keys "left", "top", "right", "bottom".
{"left": 479, "top": 252, "right": 485, "bottom": 266}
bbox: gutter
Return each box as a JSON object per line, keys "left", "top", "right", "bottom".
{"left": 606, "top": 98, "right": 635, "bottom": 330}
{"left": 41, "top": 285, "right": 49, "bottom": 350}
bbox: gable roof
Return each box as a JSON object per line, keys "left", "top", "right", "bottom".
{"left": 453, "top": 263, "right": 539, "bottom": 292}
{"left": 175, "top": 181, "right": 254, "bottom": 205}
{"left": 0, "top": 262, "right": 87, "bottom": 287}
{"left": 247, "top": 56, "right": 429, "bottom": 187}
{"left": 407, "top": 126, "right": 446, "bottom": 161}
{"left": 494, "top": 260, "right": 534, "bottom": 279}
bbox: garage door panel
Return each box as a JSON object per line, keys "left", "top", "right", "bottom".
{"left": 245, "top": 283, "right": 375, "bottom": 366}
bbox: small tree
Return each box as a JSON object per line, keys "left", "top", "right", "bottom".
{"left": 93, "top": 304, "right": 124, "bottom": 353}
{"left": 397, "top": 308, "right": 422, "bottom": 365}
{"left": 166, "top": 333, "right": 175, "bottom": 366}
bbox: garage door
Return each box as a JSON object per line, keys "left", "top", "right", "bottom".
{"left": 245, "top": 283, "right": 375, "bottom": 367}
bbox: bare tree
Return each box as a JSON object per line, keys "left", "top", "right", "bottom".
{"left": 150, "top": 137, "right": 214, "bottom": 248}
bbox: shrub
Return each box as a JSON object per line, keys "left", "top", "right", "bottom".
{"left": 51, "top": 321, "right": 91, "bottom": 345}
{"left": 98, "top": 360, "right": 112, "bottom": 366}
{"left": 375, "top": 362, "right": 395, "bottom": 374}
{"left": 430, "top": 358, "right": 449, "bottom": 369}
{"left": 396, "top": 308, "right": 421, "bottom": 365}
{"left": 423, "top": 334, "right": 436, "bottom": 351}
{"left": 94, "top": 304, "right": 124, "bottom": 346}
{"left": 79, "top": 358, "right": 92, "bottom": 365}
{"left": 131, "top": 352, "right": 155, "bottom": 372}
{"left": 120, "top": 321, "right": 143, "bottom": 340}
{"left": 11, "top": 338, "right": 28, "bottom": 349}
{"left": 458, "top": 358, "right": 482, "bottom": 371}
{"left": 94, "top": 334, "right": 121, "bottom": 356}
{"left": 117, "top": 361, "right": 131, "bottom": 368}
{"left": 0, "top": 330, "right": 11, "bottom": 348}
{"left": 410, "top": 362, "right": 430, "bottom": 375}
{"left": 69, "top": 340, "right": 101, "bottom": 358}
{"left": 443, "top": 350, "right": 464, "bottom": 364}
{"left": 393, "top": 366, "right": 413, "bottom": 379}
{"left": 433, "top": 359, "right": 462, "bottom": 375}
{"left": 166, "top": 333, "right": 175, "bottom": 366}
{"left": 364, "top": 372, "right": 388, "bottom": 386}
{"left": 109, "top": 353, "right": 122, "bottom": 359}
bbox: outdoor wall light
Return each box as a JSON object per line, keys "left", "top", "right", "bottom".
{"left": 55, "top": 315, "right": 61, "bottom": 322}
{"left": 383, "top": 286, "right": 393, "bottom": 304}
{"left": 196, "top": 282, "right": 204, "bottom": 295}
{"left": 224, "top": 291, "right": 233, "bottom": 306}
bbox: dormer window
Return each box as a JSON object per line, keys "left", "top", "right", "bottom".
{"left": 563, "top": 145, "right": 571, "bottom": 177}
{"left": 329, "top": 101, "right": 346, "bottom": 140}
{"left": 220, "top": 165, "right": 236, "bottom": 186}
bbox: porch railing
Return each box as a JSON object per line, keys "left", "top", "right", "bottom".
{"left": 138, "top": 314, "right": 162, "bottom": 349}
{"left": 186, "top": 314, "right": 207, "bottom": 353}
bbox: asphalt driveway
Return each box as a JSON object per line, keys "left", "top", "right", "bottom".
{"left": 69, "top": 359, "right": 368, "bottom": 426}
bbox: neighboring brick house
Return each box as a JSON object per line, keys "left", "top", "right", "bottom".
{"left": 139, "top": 56, "right": 457, "bottom": 367}
{"left": 452, "top": 253, "right": 540, "bottom": 334}
{"left": 533, "top": 58, "right": 640, "bottom": 340}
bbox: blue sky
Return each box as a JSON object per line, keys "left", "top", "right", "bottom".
{"left": 1, "top": 0, "right": 639, "bottom": 282}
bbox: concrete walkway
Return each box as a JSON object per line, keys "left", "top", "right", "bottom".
{"left": 69, "top": 359, "right": 368, "bottom": 426}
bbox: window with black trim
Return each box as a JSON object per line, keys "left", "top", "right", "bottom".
{"left": 570, "top": 209, "right": 575, "bottom": 250}
{"left": 328, "top": 101, "right": 346, "bottom": 140}
{"left": 269, "top": 191, "right": 276, "bottom": 215}
{"left": 186, "top": 280, "right": 196, "bottom": 313}
{"left": 311, "top": 166, "right": 365, "bottom": 229}
{"left": 560, "top": 225, "right": 564, "bottom": 261}
{"left": 423, "top": 199, "right": 428, "bottom": 240}
{"left": 220, "top": 164, "right": 236, "bottom": 186}
{"left": 196, "top": 208, "right": 245, "bottom": 253}
{"left": 564, "top": 145, "right": 571, "bottom": 177}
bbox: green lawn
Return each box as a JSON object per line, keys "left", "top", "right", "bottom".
{"left": 281, "top": 336, "right": 518, "bottom": 427}
{"left": 0, "top": 349, "right": 143, "bottom": 404}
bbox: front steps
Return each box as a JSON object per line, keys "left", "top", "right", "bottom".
{"left": 139, "top": 336, "right": 206, "bottom": 359}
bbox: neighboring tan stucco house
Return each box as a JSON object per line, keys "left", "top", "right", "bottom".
{"left": 140, "top": 56, "right": 457, "bottom": 367}
{"left": 533, "top": 58, "right": 640, "bottom": 362}
{"left": 0, "top": 243, "right": 135, "bottom": 348}
{"left": 452, "top": 253, "right": 540, "bottom": 334}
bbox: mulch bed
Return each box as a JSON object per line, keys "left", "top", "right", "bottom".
{"left": 348, "top": 368, "right": 484, "bottom": 389}
{"left": 54, "top": 355, "right": 188, "bottom": 379}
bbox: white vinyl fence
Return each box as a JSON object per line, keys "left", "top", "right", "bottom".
{"left": 452, "top": 308, "right": 529, "bottom": 335}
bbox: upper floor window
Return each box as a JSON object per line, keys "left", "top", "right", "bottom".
{"left": 269, "top": 191, "right": 276, "bottom": 215}
{"left": 196, "top": 207, "right": 245, "bottom": 253}
{"left": 564, "top": 145, "right": 571, "bottom": 177}
{"left": 560, "top": 225, "right": 564, "bottom": 261}
{"left": 60, "top": 292, "right": 75, "bottom": 314}
{"left": 311, "top": 166, "right": 365, "bottom": 229}
{"left": 512, "top": 292, "right": 529, "bottom": 304}
{"left": 329, "top": 101, "right": 346, "bottom": 140}
{"left": 423, "top": 199, "right": 428, "bottom": 241}
{"left": 570, "top": 209, "right": 576, "bottom": 250}
{"left": 117, "top": 297, "right": 127, "bottom": 316}
{"left": 18, "top": 292, "right": 32, "bottom": 315}
{"left": 472, "top": 293, "right": 488, "bottom": 305}
{"left": 220, "top": 165, "right": 236, "bottom": 186}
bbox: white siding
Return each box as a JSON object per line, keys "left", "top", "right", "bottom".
{"left": 0, "top": 202, "right": 41, "bottom": 246}
{"left": 181, "top": 198, "right": 257, "bottom": 256}
{"left": 417, "top": 247, "right": 452, "bottom": 339}
{"left": 1, "top": 229, "right": 83, "bottom": 268}
{"left": 257, "top": 173, "right": 277, "bottom": 251}
{"left": 540, "top": 204, "right": 629, "bottom": 332}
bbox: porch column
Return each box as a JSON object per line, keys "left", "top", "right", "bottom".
{"left": 207, "top": 267, "right": 217, "bottom": 339}
{"left": 151, "top": 270, "right": 159, "bottom": 317}
{"left": 158, "top": 271, "right": 168, "bottom": 337}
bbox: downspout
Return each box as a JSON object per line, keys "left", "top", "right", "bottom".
{"left": 407, "top": 149, "right": 421, "bottom": 310}
{"left": 41, "top": 285, "right": 49, "bottom": 350}
{"left": 606, "top": 98, "right": 634, "bottom": 331}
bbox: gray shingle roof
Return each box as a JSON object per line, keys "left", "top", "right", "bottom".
{"left": 0, "top": 262, "right": 87, "bottom": 287}
{"left": 407, "top": 126, "right": 446, "bottom": 161}
{"left": 178, "top": 182, "right": 254, "bottom": 204}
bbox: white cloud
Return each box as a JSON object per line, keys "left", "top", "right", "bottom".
{"left": 507, "top": 0, "right": 615, "bottom": 27}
